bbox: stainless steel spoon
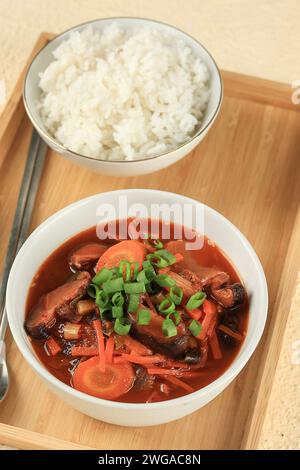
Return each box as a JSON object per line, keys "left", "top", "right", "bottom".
{"left": 0, "top": 129, "right": 47, "bottom": 402}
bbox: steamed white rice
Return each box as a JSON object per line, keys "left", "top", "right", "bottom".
{"left": 38, "top": 24, "right": 210, "bottom": 161}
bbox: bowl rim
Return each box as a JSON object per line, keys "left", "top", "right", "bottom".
{"left": 23, "top": 16, "right": 223, "bottom": 164}
{"left": 6, "top": 189, "right": 268, "bottom": 410}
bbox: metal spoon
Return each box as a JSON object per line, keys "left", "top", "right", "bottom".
{"left": 0, "top": 129, "right": 47, "bottom": 402}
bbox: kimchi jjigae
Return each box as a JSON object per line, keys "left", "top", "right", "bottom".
{"left": 25, "top": 220, "right": 248, "bottom": 403}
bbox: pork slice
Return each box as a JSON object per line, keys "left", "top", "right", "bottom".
{"left": 25, "top": 271, "right": 91, "bottom": 338}
{"left": 69, "top": 243, "right": 106, "bottom": 271}
{"left": 130, "top": 309, "right": 192, "bottom": 359}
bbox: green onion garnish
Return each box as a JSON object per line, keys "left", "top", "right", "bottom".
{"left": 128, "top": 293, "right": 140, "bottom": 313}
{"left": 188, "top": 319, "right": 202, "bottom": 337}
{"left": 169, "top": 310, "right": 181, "bottom": 326}
{"left": 114, "top": 318, "right": 131, "bottom": 336}
{"left": 112, "top": 305, "right": 123, "bottom": 319}
{"left": 137, "top": 268, "right": 156, "bottom": 284}
{"left": 131, "top": 262, "right": 140, "bottom": 280}
{"left": 159, "top": 298, "right": 175, "bottom": 315}
{"left": 87, "top": 284, "right": 98, "bottom": 298}
{"left": 186, "top": 291, "right": 206, "bottom": 310}
{"left": 111, "top": 292, "right": 124, "bottom": 307}
{"left": 137, "top": 308, "right": 151, "bottom": 325}
{"left": 162, "top": 318, "right": 177, "bottom": 337}
{"left": 146, "top": 253, "right": 169, "bottom": 268}
{"left": 169, "top": 285, "right": 183, "bottom": 305}
{"left": 154, "top": 249, "right": 177, "bottom": 265}
{"left": 155, "top": 274, "right": 176, "bottom": 288}
{"left": 124, "top": 282, "right": 146, "bottom": 294}
{"left": 92, "top": 267, "right": 113, "bottom": 286}
{"left": 95, "top": 289, "right": 109, "bottom": 308}
{"left": 153, "top": 239, "right": 163, "bottom": 249}
{"left": 119, "top": 260, "right": 131, "bottom": 282}
{"left": 102, "top": 277, "right": 124, "bottom": 294}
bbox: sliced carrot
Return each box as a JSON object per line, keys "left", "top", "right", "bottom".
{"left": 184, "top": 307, "right": 202, "bottom": 321}
{"left": 95, "top": 240, "right": 146, "bottom": 271}
{"left": 92, "top": 319, "right": 105, "bottom": 372}
{"left": 71, "top": 346, "right": 98, "bottom": 357}
{"left": 203, "top": 299, "right": 217, "bottom": 315}
{"left": 73, "top": 356, "right": 135, "bottom": 400}
{"left": 162, "top": 375, "right": 194, "bottom": 393}
{"left": 209, "top": 330, "right": 222, "bottom": 360}
{"left": 105, "top": 335, "right": 115, "bottom": 364}
{"left": 174, "top": 253, "right": 184, "bottom": 263}
{"left": 218, "top": 324, "right": 244, "bottom": 341}
{"left": 45, "top": 336, "right": 61, "bottom": 356}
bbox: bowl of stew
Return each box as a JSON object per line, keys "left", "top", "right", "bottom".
{"left": 6, "top": 190, "right": 268, "bottom": 426}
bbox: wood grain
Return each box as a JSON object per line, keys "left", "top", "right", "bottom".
{"left": 0, "top": 33, "right": 299, "bottom": 450}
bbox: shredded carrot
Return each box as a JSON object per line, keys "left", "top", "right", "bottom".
{"left": 71, "top": 346, "right": 98, "bottom": 357}
{"left": 209, "top": 330, "right": 222, "bottom": 360}
{"left": 120, "top": 354, "right": 164, "bottom": 365}
{"left": 105, "top": 335, "right": 115, "bottom": 363}
{"left": 162, "top": 375, "right": 194, "bottom": 393}
{"left": 203, "top": 299, "right": 217, "bottom": 315}
{"left": 207, "top": 318, "right": 217, "bottom": 337}
{"left": 218, "top": 324, "right": 244, "bottom": 341}
{"left": 92, "top": 319, "right": 106, "bottom": 372}
{"left": 45, "top": 337, "right": 61, "bottom": 356}
{"left": 113, "top": 356, "right": 128, "bottom": 364}
{"left": 147, "top": 368, "right": 196, "bottom": 377}
{"left": 198, "top": 310, "right": 217, "bottom": 341}
{"left": 185, "top": 307, "right": 202, "bottom": 321}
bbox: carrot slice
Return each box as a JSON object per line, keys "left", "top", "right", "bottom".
{"left": 105, "top": 335, "right": 115, "bottom": 364}
{"left": 73, "top": 356, "right": 135, "bottom": 400}
{"left": 162, "top": 375, "right": 194, "bottom": 393}
{"left": 92, "top": 319, "right": 105, "bottom": 372}
{"left": 95, "top": 240, "right": 146, "bottom": 272}
{"left": 218, "top": 324, "right": 244, "bottom": 341}
{"left": 71, "top": 346, "right": 98, "bottom": 357}
{"left": 209, "top": 330, "right": 222, "bottom": 360}
{"left": 45, "top": 337, "right": 61, "bottom": 356}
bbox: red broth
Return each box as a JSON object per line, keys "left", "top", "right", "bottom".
{"left": 25, "top": 222, "right": 249, "bottom": 403}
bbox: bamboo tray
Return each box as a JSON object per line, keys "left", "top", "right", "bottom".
{"left": 0, "top": 33, "right": 299, "bottom": 450}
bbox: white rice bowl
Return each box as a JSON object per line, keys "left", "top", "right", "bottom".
{"left": 37, "top": 23, "right": 210, "bottom": 161}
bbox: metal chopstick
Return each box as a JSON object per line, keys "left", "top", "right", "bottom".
{"left": 0, "top": 130, "right": 48, "bottom": 339}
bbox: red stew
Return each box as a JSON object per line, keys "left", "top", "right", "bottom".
{"left": 25, "top": 221, "right": 248, "bottom": 403}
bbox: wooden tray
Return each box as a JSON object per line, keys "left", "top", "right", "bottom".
{"left": 0, "top": 33, "right": 299, "bottom": 450}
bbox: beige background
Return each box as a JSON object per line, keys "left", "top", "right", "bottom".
{"left": 0, "top": 0, "right": 299, "bottom": 450}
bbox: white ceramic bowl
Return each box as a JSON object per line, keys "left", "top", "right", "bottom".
{"left": 6, "top": 190, "right": 268, "bottom": 426}
{"left": 23, "top": 18, "right": 222, "bottom": 177}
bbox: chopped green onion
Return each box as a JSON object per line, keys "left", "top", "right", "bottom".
{"left": 188, "top": 319, "right": 202, "bottom": 337}
{"left": 137, "top": 308, "right": 151, "bottom": 325}
{"left": 112, "top": 305, "right": 123, "bottom": 319}
{"left": 95, "top": 289, "right": 109, "bottom": 309}
{"left": 159, "top": 298, "right": 175, "bottom": 315}
{"left": 162, "top": 318, "right": 177, "bottom": 337}
{"left": 92, "top": 268, "right": 113, "bottom": 286}
{"left": 124, "top": 282, "right": 146, "bottom": 294}
{"left": 154, "top": 249, "right": 177, "bottom": 265}
{"left": 128, "top": 293, "right": 140, "bottom": 313}
{"left": 102, "top": 277, "right": 124, "bottom": 294}
{"left": 169, "top": 285, "right": 183, "bottom": 305}
{"left": 153, "top": 239, "right": 163, "bottom": 249}
{"left": 87, "top": 284, "right": 98, "bottom": 298}
{"left": 142, "top": 260, "right": 152, "bottom": 269}
{"left": 114, "top": 318, "right": 131, "bottom": 336}
{"left": 131, "top": 262, "right": 140, "bottom": 281}
{"left": 137, "top": 268, "right": 156, "bottom": 284}
{"left": 169, "top": 310, "right": 181, "bottom": 326}
{"left": 111, "top": 292, "right": 124, "bottom": 307}
{"left": 110, "top": 267, "right": 120, "bottom": 279}
{"left": 119, "top": 260, "right": 131, "bottom": 282}
{"left": 155, "top": 273, "right": 176, "bottom": 288}
{"left": 145, "top": 281, "right": 160, "bottom": 294}
{"left": 146, "top": 253, "right": 168, "bottom": 268}
{"left": 186, "top": 291, "right": 206, "bottom": 310}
